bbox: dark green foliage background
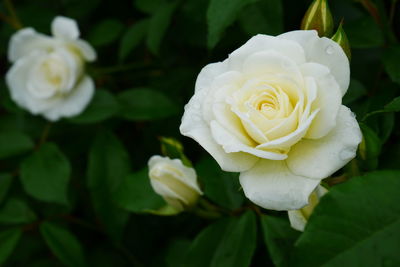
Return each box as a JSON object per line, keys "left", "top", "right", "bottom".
{"left": 0, "top": 0, "right": 399, "bottom": 266}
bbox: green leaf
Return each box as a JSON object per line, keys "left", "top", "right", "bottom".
{"left": 146, "top": 1, "right": 178, "bottom": 54}
{"left": 87, "top": 131, "right": 130, "bottom": 241}
{"left": 114, "top": 168, "right": 165, "bottom": 213}
{"left": 196, "top": 157, "right": 244, "bottom": 210}
{"left": 69, "top": 90, "right": 120, "bottom": 124}
{"left": 383, "top": 46, "right": 400, "bottom": 85}
{"left": 186, "top": 211, "right": 257, "bottom": 267}
{"left": 207, "top": 0, "right": 256, "bottom": 48}
{"left": 238, "top": 0, "right": 283, "bottom": 36}
{"left": 384, "top": 96, "right": 400, "bottom": 112}
{"left": 0, "top": 228, "right": 22, "bottom": 265}
{"left": 0, "top": 131, "right": 34, "bottom": 159}
{"left": 0, "top": 174, "right": 13, "bottom": 205}
{"left": 119, "top": 19, "right": 148, "bottom": 61}
{"left": 344, "top": 16, "right": 384, "bottom": 48}
{"left": 88, "top": 19, "right": 124, "bottom": 47}
{"left": 117, "top": 88, "right": 178, "bottom": 121}
{"left": 134, "top": 0, "right": 165, "bottom": 14}
{"left": 185, "top": 218, "right": 230, "bottom": 267}
{"left": 40, "top": 222, "right": 87, "bottom": 267}
{"left": 211, "top": 211, "right": 257, "bottom": 267}
{"left": 0, "top": 198, "right": 36, "bottom": 224}
{"left": 20, "top": 143, "right": 70, "bottom": 205}
{"left": 343, "top": 79, "right": 367, "bottom": 105}
{"left": 165, "top": 239, "right": 191, "bottom": 267}
{"left": 292, "top": 170, "right": 400, "bottom": 266}
{"left": 261, "top": 215, "right": 299, "bottom": 267}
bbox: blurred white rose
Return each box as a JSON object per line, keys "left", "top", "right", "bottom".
{"left": 148, "top": 155, "right": 203, "bottom": 211}
{"left": 288, "top": 185, "right": 328, "bottom": 231}
{"left": 180, "top": 30, "right": 362, "bottom": 210}
{"left": 6, "top": 16, "right": 96, "bottom": 121}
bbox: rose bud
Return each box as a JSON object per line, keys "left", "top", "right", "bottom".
{"left": 148, "top": 155, "right": 203, "bottom": 211}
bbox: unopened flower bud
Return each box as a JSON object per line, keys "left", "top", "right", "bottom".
{"left": 332, "top": 21, "right": 351, "bottom": 60}
{"left": 301, "top": 0, "right": 334, "bottom": 37}
{"left": 148, "top": 155, "right": 202, "bottom": 211}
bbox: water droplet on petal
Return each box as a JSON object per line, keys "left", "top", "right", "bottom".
{"left": 339, "top": 149, "right": 354, "bottom": 161}
{"left": 325, "top": 45, "right": 335, "bottom": 55}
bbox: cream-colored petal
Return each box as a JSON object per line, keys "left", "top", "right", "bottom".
{"left": 6, "top": 51, "right": 58, "bottom": 114}
{"left": 71, "top": 39, "right": 97, "bottom": 62}
{"left": 301, "top": 63, "right": 342, "bottom": 139}
{"left": 288, "top": 210, "right": 307, "bottom": 231}
{"left": 8, "top": 28, "right": 55, "bottom": 62}
{"left": 241, "top": 51, "right": 304, "bottom": 84}
{"left": 195, "top": 60, "right": 229, "bottom": 93}
{"left": 278, "top": 30, "right": 349, "bottom": 96}
{"left": 210, "top": 121, "right": 287, "bottom": 160}
{"left": 203, "top": 71, "right": 242, "bottom": 123}
{"left": 239, "top": 160, "right": 320, "bottom": 210}
{"left": 256, "top": 109, "right": 318, "bottom": 151}
{"left": 52, "top": 16, "right": 80, "bottom": 40}
{"left": 180, "top": 92, "right": 258, "bottom": 172}
{"left": 228, "top": 34, "right": 306, "bottom": 71}
{"left": 148, "top": 156, "right": 202, "bottom": 194}
{"left": 150, "top": 178, "right": 184, "bottom": 207}
{"left": 287, "top": 105, "right": 362, "bottom": 179}
{"left": 43, "top": 76, "right": 94, "bottom": 121}
{"left": 231, "top": 105, "right": 269, "bottom": 144}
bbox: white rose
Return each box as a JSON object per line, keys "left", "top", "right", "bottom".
{"left": 180, "top": 30, "right": 362, "bottom": 210}
{"left": 6, "top": 16, "right": 97, "bottom": 121}
{"left": 288, "top": 185, "right": 327, "bottom": 231}
{"left": 148, "top": 155, "right": 203, "bottom": 211}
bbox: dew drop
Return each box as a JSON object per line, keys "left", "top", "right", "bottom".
{"left": 325, "top": 45, "right": 335, "bottom": 55}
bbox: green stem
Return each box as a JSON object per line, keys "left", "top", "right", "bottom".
{"left": 36, "top": 123, "right": 52, "bottom": 149}
{"left": 3, "top": 0, "right": 22, "bottom": 29}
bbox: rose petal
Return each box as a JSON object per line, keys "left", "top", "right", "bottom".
{"left": 180, "top": 92, "right": 258, "bottom": 172}
{"left": 8, "top": 28, "right": 54, "bottom": 62}
{"left": 256, "top": 109, "right": 318, "bottom": 151}
{"left": 43, "top": 76, "right": 95, "bottom": 121}
{"left": 6, "top": 51, "right": 58, "bottom": 113}
{"left": 286, "top": 105, "right": 362, "bottom": 179}
{"left": 195, "top": 61, "right": 229, "bottom": 93}
{"left": 228, "top": 34, "right": 306, "bottom": 71}
{"left": 301, "top": 63, "right": 342, "bottom": 139}
{"left": 72, "top": 39, "right": 97, "bottom": 62}
{"left": 210, "top": 120, "right": 287, "bottom": 160}
{"left": 288, "top": 210, "right": 307, "bottom": 231}
{"left": 148, "top": 156, "right": 202, "bottom": 194}
{"left": 241, "top": 50, "right": 304, "bottom": 84}
{"left": 239, "top": 159, "right": 320, "bottom": 210}
{"left": 51, "top": 16, "right": 80, "bottom": 40}
{"left": 278, "top": 30, "right": 349, "bottom": 96}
